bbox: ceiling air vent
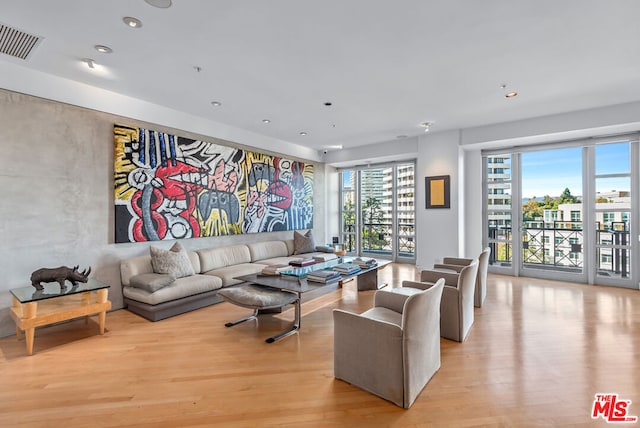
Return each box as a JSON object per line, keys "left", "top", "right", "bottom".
{"left": 0, "top": 23, "right": 42, "bottom": 61}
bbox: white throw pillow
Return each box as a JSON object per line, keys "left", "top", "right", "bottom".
{"left": 150, "top": 242, "right": 195, "bottom": 278}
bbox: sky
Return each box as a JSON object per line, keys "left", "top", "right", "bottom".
{"left": 521, "top": 142, "right": 630, "bottom": 199}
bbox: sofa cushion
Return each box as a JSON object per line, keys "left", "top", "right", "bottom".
{"left": 256, "top": 256, "right": 299, "bottom": 266}
{"left": 293, "top": 230, "right": 315, "bottom": 255}
{"left": 129, "top": 273, "right": 175, "bottom": 293}
{"left": 284, "top": 239, "right": 295, "bottom": 255}
{"left": 247, "top": 241, "right": 289, "bottom": 262}
{"left": 204, "top": 263, "right": 268, "bottom": 287}
{"left": 256, "top": 252, "right": 326, "bottom": 266}
{"left": 123, "top": 274, "right": 223, "bottom": 306}
{"left": 197, "top": 245, "right": 251, "bottom": 272}
{"left": 150, "top": 242, "right": 195, "bottom": 278}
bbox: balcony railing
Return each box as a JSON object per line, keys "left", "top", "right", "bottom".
{"left": 488, "top": 222, "right": 630, "bottom": 278}
{"left": 342, "top": 222, "right": 415, "bottom": 257}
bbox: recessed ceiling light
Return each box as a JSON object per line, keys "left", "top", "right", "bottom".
{"left": 299, "top": 131, "right": 307, "bottom": 136}
{"left": 324, "top": 102, "right": 332, "bottom": 106}
{"left": 82, "top": 58, "right": 95, "bottom": 69}
{"left": 211, "top": 101, "right": 222, "bottom": 107}
{"left": 262, "top": 119, "right": 271, "bottom": 124}
{"left": 420, "top": 122, "right": 433, "bottom": 132}
{"left": 144, "top": 0, "right": 172, "bottom": 8}
{"left": 123, "top": 17, "right": 142, "bottom": 28}
{"left": 94, "top": 45, "right": 112, "bottom": 54}
{"left": 505, "top": 92, "right": 518, "bottom": 98}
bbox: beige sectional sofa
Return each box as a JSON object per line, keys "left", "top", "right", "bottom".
{"left": 120, "top": 239, "right": 332, "bottom": 321}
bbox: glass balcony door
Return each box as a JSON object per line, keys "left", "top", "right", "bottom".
{"left": 485, "top": 155, "right": 515, "bottom": 273}
{"left": 484, "top": 137, "right": 638, "bottom": 288}
{"left": 592, "top": 141, "right": 635, "bottom": 287}
{"left": 519, "top": 147, "right": 587, "bottom": 282}
{"left": 360, "top": 167, "right": 388, "bottom": 256}
{"left": 339, "top": 162, "right": 416, "bottom": 262}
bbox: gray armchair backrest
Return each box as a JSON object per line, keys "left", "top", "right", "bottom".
{"left": 458, "top": 261, "right": 478, "bottom": 340}
{"left": 401, "top": 278, "right": 444, "bottom": 408}
{"left": 475, "top": 247, "right": 491, "bottom": 307}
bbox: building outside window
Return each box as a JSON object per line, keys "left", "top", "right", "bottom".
{"left": 339, "top": 162, "right": 415, "bottom": 260}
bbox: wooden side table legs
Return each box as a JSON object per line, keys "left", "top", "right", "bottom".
{"left": 13, "top": 298, "right": 38, "bottom": 355}
{"left": 97, "top": 288, "right": 108, "bottom": 335}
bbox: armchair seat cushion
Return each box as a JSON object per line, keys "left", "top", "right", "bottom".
{"left": 389, "top": 286, "right": 422, "bottom": 297}
{"left": 361, "top": 307, "right": 402, "bottom": 326}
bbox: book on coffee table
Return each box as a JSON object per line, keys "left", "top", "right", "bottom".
{"left": 306, "top": 268, "right": 341, "bottom": 283}
{"left": 353, "top": 257, "right": 377, "bottom": 268}
{"left": 313, "top": 253, "right": 338, "bottom": 262}
{"left": 333, "top": 262, "right": 361, "bottom": 274}
{"left": 289, "top": 258, "right": 316, "bottom": 267}
{"left": 261, "top": 264, "right": 292, "bottom": 275}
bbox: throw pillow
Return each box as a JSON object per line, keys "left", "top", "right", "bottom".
{"left": 315, "top": 245, "right": 335, "bottom": 253}
{"left": 150, "top": 243, "right": 195, "bottom": 278}
{"left": 293, "top": 230, "right": 315, "bottom": 255}
{"left": 129, "top": 273, "right": 175, "bottom": 293}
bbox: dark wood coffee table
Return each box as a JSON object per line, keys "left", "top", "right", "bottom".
{"left": 232, "top": 257, "right": 390, "bottom": 342}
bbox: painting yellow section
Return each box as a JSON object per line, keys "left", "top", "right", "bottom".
{"left": 430, "top": 179, "right": 445, "bottom": 206}
{"left": 114, "top": 125, "right": 139, "bottom": 202}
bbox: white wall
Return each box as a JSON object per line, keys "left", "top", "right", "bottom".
{"left": 462, "top": 149, "right": 484, "bottom": 257}
{"left": 415, "top": 130, "right": 460, "bottom": 270}
{"left": 323, "top": 165, "right": 340, "bottom": 244}
{"left": 0, "top": 89, "right": 325, "bottom": 338}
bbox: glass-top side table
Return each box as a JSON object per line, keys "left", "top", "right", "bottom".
{"left": 10, "top": 278, "right": 110, "bottom": 303}
{"left": 9, "top": 278, "right": 112, "bottom": 355}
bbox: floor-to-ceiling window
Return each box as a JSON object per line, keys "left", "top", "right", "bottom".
{"left": 483, "top": 135, "right": 638, "bottom": 288}
{"left": 520, "top": 146, "right": 585, "bottom": 281}
{"left": 485, "top": 154, "right": 514, "bottom": 269}
{"left": 339, "top": 161, "right": 416, "bottom": 262}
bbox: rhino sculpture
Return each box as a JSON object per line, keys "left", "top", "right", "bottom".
{"left": 30, "top": 265, "right": 91, "bottom": 290}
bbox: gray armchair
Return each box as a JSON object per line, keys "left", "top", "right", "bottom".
{"left": 433, "top": 247, "right": 490, "bottom": 307}
{"left": 333, "top": 279, "right": 445, "bottom": 408}
{"left": 404, "top": 261, "right": 478, "bottom": 342}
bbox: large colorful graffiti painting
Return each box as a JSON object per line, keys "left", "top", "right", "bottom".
{"left": 114, "top": 124, "right": 314, "bottom": 243}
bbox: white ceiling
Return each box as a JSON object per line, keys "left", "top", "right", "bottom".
{"left": 2, "top": 0, "right": 640, "bottom": 151}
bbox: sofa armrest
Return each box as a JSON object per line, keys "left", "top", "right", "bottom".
{"left": 120, "top": 255, "right": 154, "bottom": 286}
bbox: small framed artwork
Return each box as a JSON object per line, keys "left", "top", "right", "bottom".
{"left": 425, "top": 175, "right": 450, "bottom": 209}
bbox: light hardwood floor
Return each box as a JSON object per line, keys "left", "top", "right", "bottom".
{"left": 1, "top": 264, "right": 639, "bottom": 427}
